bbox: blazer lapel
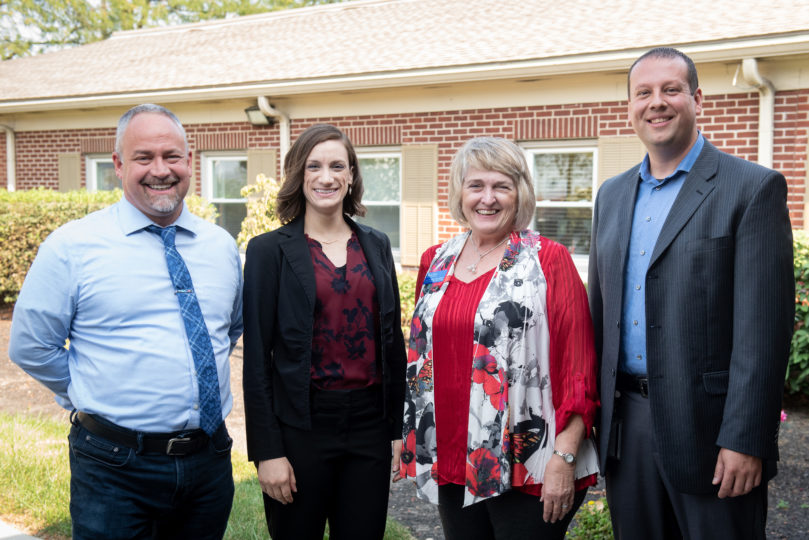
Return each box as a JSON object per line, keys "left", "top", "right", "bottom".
{"left": 615, "top": 166, "right": 641, "bottom": 271}
{"left": 278, "top": 218, "right": 316, "bottom": 311}
{"left": 649, "top": 141, "right": 719, "bottom": 267}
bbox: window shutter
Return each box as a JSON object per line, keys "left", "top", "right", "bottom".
{"left": 597, "top": 136, "right": 646, "bottom": 187}
{"left": 247, "top": 149, "right": 277, "bottom": 185}
{"left": 400, "top": 145, "right": 437, "bottom": 267}
{"left": 58, "top": 153, "right": 81, "bottom": 192}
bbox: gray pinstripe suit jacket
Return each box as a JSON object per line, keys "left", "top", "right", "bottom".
{"left": 588, "top": 139, "right": 794, "bottom": 494}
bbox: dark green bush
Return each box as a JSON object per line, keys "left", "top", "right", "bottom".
{"left": 788, "top": 229, "right": 809, "bottom": 396}
{"left": 0, "top": 188, "right": 216, "bottom": 304}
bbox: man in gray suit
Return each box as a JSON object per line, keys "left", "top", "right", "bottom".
{"left": 589, "top": 47, "right": 794, "bottom": 539}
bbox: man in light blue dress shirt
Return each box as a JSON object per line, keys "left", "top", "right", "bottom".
{"left": 9, "top": 104, "right": 244, "bottom": 539}
{"left": 589, "top": 48, "right": 793, "bottom": 539}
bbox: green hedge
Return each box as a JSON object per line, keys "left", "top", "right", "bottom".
{"left": 788, "top": 229, "right": 809, "bottom": 395}
{"left": 0, "top": 188, "right": 217, "bottom": 304}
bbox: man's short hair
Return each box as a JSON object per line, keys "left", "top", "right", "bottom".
{"left": 627, "top": 47, "right": 699, "bottom": 96}
{"left": 115, "top": 104, "right": 188, "bottom": 156}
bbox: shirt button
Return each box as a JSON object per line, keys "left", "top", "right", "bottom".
{"left": 645, "top": 217, "right": 651, "bottom": 222}
{"left": 193, "top": 403, "right": 199, "bottom": 410}
{"left": 654, "top": 186, "right": 661, "bottom": 191}
{"left": 633, "top": 320, "right": 638, "bottom": 326}
{"left": 640, "top": 249, "right": 646, "bottom": 255}
{"left": 635, "top": 284, "right": 641, "bottom": 290}
{"left": 636, "top": 354, "right": 643, "bottom": 360}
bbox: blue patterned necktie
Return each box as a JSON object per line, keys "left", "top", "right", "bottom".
{"left": 147, "top": 225, "right": 222, "bottom": 435}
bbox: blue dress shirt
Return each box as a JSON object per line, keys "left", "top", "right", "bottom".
{"left": 619, "top": 134, "right": 705, "bottom": 375}
{"left": 9, "top": 197, "right": 244, "bottom": 432}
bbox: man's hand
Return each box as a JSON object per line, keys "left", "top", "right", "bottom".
{"left": 257, "top": 457, "right": 297, "bottom": 504}
{"left": 712, "top": 448, "right": 762, "bottom": 498}
{"left": 391, "top": 439, "right": 404, "bottom": 482}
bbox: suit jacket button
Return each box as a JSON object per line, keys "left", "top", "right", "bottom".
{"left": 615, "top": 390, "right": 621, "bottom": 398}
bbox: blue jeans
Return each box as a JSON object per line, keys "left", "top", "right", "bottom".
{"left": 68, "top": 416, "right": 234, "bottom": 540}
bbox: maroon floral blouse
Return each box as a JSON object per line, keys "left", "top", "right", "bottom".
{"left": 307, "top": 233, "right": 381, "bottom": 389}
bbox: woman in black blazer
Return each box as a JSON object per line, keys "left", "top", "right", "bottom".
{"left": 242, "top": 124, "right": 406, "bottom": 540}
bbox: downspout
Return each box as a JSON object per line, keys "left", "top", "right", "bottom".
{"left": 257, "top": 96, "right": 290, "bottom": 173}
{"left": 0, "top": 125, "right": 15, "bottom": 191}
{"left": 733, "top": 58, "right": 775, "bottom": 168}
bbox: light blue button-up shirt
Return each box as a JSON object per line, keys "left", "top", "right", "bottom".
{"left": 619, "top": 134, "right": 704, "bottom": 375}
{"left": 9, "top": 197, "right": 244, "bottom": 432}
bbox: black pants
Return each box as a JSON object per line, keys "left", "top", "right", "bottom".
{"left": 437, "top": 483, "right": 587, "bottom": 540}
{"left": 264, "top": 386, "right": 392, "bottom": 540}
{"left": 606, "top": 390, "right": 768, "bottom": 540}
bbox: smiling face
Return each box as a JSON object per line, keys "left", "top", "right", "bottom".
{"left": 113, "top": 112, "right": 191, "bottom": 226}
{"left": 302, "top": 139, "right": 353, "bottom": 218}
{"left": 628, "top": 55, "right": 703, "bottom": 160}
{"left": 461, "top": 167, "right": 518, "bottom": 243}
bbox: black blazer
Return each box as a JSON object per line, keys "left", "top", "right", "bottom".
{"left": 242, "top": 216, "right": 406, "bottom": 463}
{"left": 588, "top": 139, "right": 794, "bottom": 494}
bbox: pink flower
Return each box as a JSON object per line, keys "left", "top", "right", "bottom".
{"left": 780, "top": 410, "right": 788, "bottom": 422}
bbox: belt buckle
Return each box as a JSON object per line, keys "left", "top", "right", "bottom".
{"left": 639, "top": 378, "right": 649, "bottom": 398}
{"left": 166, "top": 436, "right": 192, "bottom": 456}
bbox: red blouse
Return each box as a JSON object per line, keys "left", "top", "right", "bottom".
{"left": 416, "top": 236, "right": 598, "bottom": 495}
{"left": 308, "top": 233, "right": 381, "bottom": 390}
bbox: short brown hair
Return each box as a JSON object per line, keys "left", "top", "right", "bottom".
{"left": 628, "top": 47, "right": 699, "bottom": 97}
{"left": 276, "top": 124, "right": 365, "bottom": 223}
{"left": 448, "top": 137, "right": 536, "bottom": 231}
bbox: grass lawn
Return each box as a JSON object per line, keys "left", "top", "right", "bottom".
{"left": 0, "top": 413, "right": 413, "bottom": 540}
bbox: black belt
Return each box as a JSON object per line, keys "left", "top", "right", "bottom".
{"left": 73, "top": 411, "right": 213, "bottom": 456}
{"left": 616, "top": 372, "right": 649, "bottom": 398}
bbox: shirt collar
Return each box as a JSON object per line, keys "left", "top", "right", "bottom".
{"left": 639, "top": 131, "right": 705, "bottom": 185}
{"left": 117, "top": 195, "right": 198, "bottom": 237}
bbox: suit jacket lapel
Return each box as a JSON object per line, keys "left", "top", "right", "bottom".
{"left": 649, "top": 141, "right": 719, "bottom": 267}
{"left": 278, "top": 218, "right": 316, "bottom": 311}
{"left": 615, "top": 165, "right": 641, "bottom": 272}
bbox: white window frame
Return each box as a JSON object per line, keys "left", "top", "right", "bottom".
{"left": 200, "top": 152, "right": 248, "bottom": 205}
{"left": 356, "top": 147, "right": 402, "bottom": 260}
{"left": 523, "top": 141, "right": 598, "bottom": 278}
{"left": 85, "top": 154, "right": 116, "bottom": 192}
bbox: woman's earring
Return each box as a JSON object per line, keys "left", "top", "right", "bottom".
{"left": 348, "top": 184, "right": 353, "bottom": 196}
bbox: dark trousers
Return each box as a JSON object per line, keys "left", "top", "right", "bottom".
{"left": 264, "top": 386, "right": 392, "bottom": 540}
{"left": 606, "top": 390, "right": 768, "bottom": 540}
{"left": 437, "top": 483, "right": 587, "bottom": 540}
{"left": 68, "top": 416, "right": 234, "bottom": 540}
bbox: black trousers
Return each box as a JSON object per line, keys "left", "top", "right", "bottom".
{"left": 437, "top": 483, "right": 587, "bottom": 540}
{"left": 263, "top": 386, "right": 392, "bottom": 540}
{"left": 606, "top": 390, "right": 768, "bottom": 540}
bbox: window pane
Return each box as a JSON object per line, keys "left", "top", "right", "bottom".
{"left": 360, "top": 157, "right": 400, "bottom": 202}
{"left": 215, "top": 202, "right": 247, "bottom": 240}
{"left": 355, "top": 206, "right": 399, "bottom": 249}
{"left": 96, "top": 162, "right": 118, "bottom": 191}
{"left": 212, "top": 160, "right": 247, "bottom": 199}
{"left": 533, "top": 153, "right": 593, "bottom": 202}
{"left": 534, "top": 207, "right": 591, "bottom": 256}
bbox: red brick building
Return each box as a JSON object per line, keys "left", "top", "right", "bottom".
{"left": 1, "top": 0, "right": 807, "bottom": 270}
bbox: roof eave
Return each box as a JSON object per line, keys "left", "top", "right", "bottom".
{"left": 1, "top": 33, "right": 807, "bottom": 115}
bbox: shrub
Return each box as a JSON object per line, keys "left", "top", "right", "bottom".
{"left": 237, "top": 174, "right": 282, "bottom": 251}
{"left": 398, "top": 271, "right": 417, "bottom": 339}
{"left": 0, "top": 188, "right": 216, "bottom": 305}
{"left": 789, "top": 229, "right": 809, "bottom": 395}
{"left": 568, "top": 497, "right": 613, "bottom": 539}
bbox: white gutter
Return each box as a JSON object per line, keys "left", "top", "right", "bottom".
{"left": 257, "top": 97, "right": 290, "bottom": 171}
{"left": 733, "top": 58, "right": 775, "bottom": 168}
{"left": 0, "top": 125, "right": 15, "bottom": 191}
{"left": 2, "top": 33, "right": 809, "bottom": 115}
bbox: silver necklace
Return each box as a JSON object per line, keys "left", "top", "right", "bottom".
{"left": 466, "top": 235, "right": 509, "bottom": 274}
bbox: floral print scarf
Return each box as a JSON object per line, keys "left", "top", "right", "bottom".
{"left": 403, "top": 229, "right": 563, "bottom": 506}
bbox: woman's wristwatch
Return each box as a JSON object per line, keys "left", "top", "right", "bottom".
{"left": 553, "top": 449, "right": 576, "bottom": 465}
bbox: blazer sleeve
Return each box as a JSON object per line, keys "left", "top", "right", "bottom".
{"left": 242, "top": 234, "right": 285, "bottom": 462}
{"left": 383, "top": 232, "right": 407, "bottom": 440}
{"left": 717, "top": 169, "right": 794, "bottom": 458}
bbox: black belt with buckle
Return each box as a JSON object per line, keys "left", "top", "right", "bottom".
{"left": 73, "top": 411, "right": 212, "bottom": 456}
{"left": 616, "top": 372, "right": 650, "bottom": 398}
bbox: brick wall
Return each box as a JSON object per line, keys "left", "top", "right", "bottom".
{"left": 7, "top": 89, "right": 807, "bottom": 232}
